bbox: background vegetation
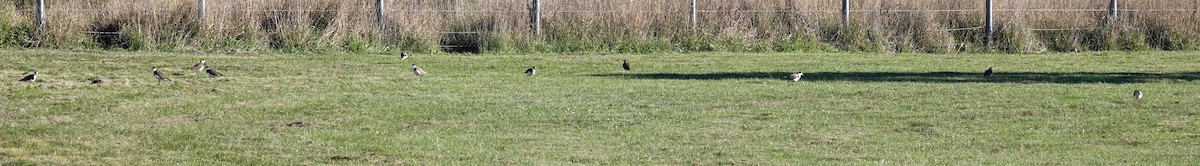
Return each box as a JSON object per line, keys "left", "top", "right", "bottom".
{"left": 0, "top": 0, "right": 1197, "bottom": 53}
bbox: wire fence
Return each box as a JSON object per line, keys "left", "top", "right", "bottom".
{"left": 12, "top": 0, "right": 1200, "bottom": 51}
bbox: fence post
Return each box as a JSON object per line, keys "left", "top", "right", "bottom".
{"left": 690, "top": 0, "right": 697, "bottom": 30}
{"left": 197, "top": 0, "right": 205, "bottom": 23}
{"left": 1108, "top": 0, "right": 1118, "bottom": 22}
{"left": 984, "top": 0, "right": 993, "bottom": 47}
{"left": 36, "top": 0, "right": 45, "bottom": 31}
{"left": 530, "top": 0, "right": 541, "bottom": 36}
{"left": 841, "top": 0, "right": 849, "bottom": 26}
{"left": 376, "top": 0, "right": 386, "bottom": 30}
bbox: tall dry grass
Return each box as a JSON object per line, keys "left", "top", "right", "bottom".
{"left": 1, "top": 0, "right": 1197, "bottom": 53}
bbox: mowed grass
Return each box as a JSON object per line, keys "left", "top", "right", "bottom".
{"left": 1, "top": 50, "right": 1199, "bottom": 165}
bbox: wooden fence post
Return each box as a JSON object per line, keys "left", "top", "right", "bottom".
{"left": 985, "top": 0, "right": 994, "bottom": 46}
{"left": 530, "top": 0, "right": 541, "bottom": 36}
{"left": 690, "top": 0, "right": 697, "bottom": 30}
{"left": 842, "top": 0, "right": 850, "bottom": 26}
{"left": 37, "top": 0, "right": 45, "bottom": 31}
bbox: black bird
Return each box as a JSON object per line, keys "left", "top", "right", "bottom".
{"left": 153, "top": 67, "right": 171, "bottom": 82}
{"left": 525, "top": 66, "right": 537, "bottom": 76}
{"left": 400, "top": 51, "right": 410, "bottom": 60}
{"left": 18, "top": 71, "right": 37, "bottom": 82}
{"left": 983, "top": 67, "right": 994, "bottom": 77}
{"left": 411, "top": 64, "right": 427, "bottom": 77}
{"left": 91, "top": 79, "right": 103, "bottom": 84}
{"left": 622, "top": 60, "right": 631, "bottom": 72}
{"left": 1133, "top": 90, "right": 1143, "bottom": 99}
{"left": 205, "top": 66, "right": 223, "bottom": 78}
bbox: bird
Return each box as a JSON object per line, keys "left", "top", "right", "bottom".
{"left": 400, "top": 51, "right": 409, "bottom": 60}
{"left": 525, "top": 66, "right": 537, "bottom": 76}
{"left": 411, "top": 64, "right": 427, "bottom": 77}
{"left": 193, "top": 60, "right": 206, "bottom": 72}
{"left": 205, "top": 66, "right": 223, "bottom": 78}
{"left": 18, "top": 71, "right": 37, "bottom": 82}
{"left": 787, "top": 72, "right": 804, "bottom": 82}
{"left": 622, "top": 60, "right": 631, "bottom": 72}
{"left": 90, "top": 79, "right": 103, "bottom": 84}
{"left": 152, "top": 67, "right": 171, "bottom": 82}
{"left": 1133, "top": 90, "right": 1143, "bottom": 99}
{"left": 983, "top": 67, "right": 994, "bottom": 77}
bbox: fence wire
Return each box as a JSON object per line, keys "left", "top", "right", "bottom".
{"left": 13, "top": 0, "right": 1200, "bottom": 36}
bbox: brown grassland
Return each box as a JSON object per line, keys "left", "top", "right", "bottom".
{"left": 1, "top": 0, "right": 1198, "bottom": 53}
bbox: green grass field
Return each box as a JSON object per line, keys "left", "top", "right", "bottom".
{"left": 2, "top": 50, "right": 1198, "bottom": 165}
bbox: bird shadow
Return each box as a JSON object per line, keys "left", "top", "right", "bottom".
{"left": 588, "top": 71, "right": 1200, "bottom": 84}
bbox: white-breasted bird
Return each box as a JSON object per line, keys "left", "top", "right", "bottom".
{"left": 983, "top": 67, "right": 994, "bottom": 77}
{"left": 193, "top": 60, "right": 206, "bottom": 72}
{"left": 205, "top": 66, "right": 223, "bottom": 78}
{"left": 622, "top": 60, "right": 631, "bottom": 72}
{"left": 412, "top": 64, "right": 427, "bottom": 77}
{"left": 400, "top": 51, "right": 410, "bottom": 60}
{"left": 152, "top": 67, "right": 171, "bottom": 82}
{"left": 1133, "top": 90, "right": 1143, "bottom": 99}
{"left": 525, "top": 66, "right": 537, "bottom": 76}
{"left": 787, "top": 72, "right": 804, "bottom": 82}
{"left": 18, "top": 71, "right": 37, "bottom": 82}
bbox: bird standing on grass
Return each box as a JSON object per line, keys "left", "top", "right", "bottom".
{"left": 152, "top": 67, "right": 171, "bottom": 82}
{"left": 787, "top": 72, "right": 804, "bottom": 82}
{"left": 622, "top": 60, "right": 631, "bottom": 72}
{"left": 18, "top": 71, "right": 37, "bottom": 82}
{"left": 525, "top": 66, "right": 537, "bottom": 76}
{"left": 193, "top": 60, "right": 206, "bottom": 72}
{"left": 400, "top": 51, "right": 410, "bottom": 60}
{"left": 412, "top": 64, "right": 427, "bottom": 77}
{"left": 983, "top": 67, "right": 994, "bottom": 77}
{"left": 205, "top": 66, "right": 223, "bottom": 78}
{"left": 1133, "top": 90, "right": 1143, "bottom": 99}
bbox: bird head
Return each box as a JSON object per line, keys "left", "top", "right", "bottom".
{"left": 32, "top": 71, "right": 38, "bottom": 75}
{"left": 152, "top": 67, "right": 158, "bottom": 71}
{"left": 200, "top": 60, "right": 206, "bottom": 64}
{"left": 205, "top": 66, "right": 212, "bottom": 70}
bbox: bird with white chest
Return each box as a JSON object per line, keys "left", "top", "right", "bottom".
{"left": 152, "top": 67, "right": 171, "bottom": 82}
{"left": 787, "top": 72, "right": 803, "bottom": 82}
{"left": 525, "top": 66, "right": 537, "bottom": 76}
{"left": 411, "top": 64, "right": 428, "bottom": 77}
{"left": 18, "top": 71, "right": 37, "bottom": 82}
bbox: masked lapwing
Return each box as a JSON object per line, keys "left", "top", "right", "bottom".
{"left": 193, "top": 60, "right": 206, "bottom": 72}
{"left": 411, "top": 64, "right": 427, "bottom": 77}
{"left": 205, "top": 66, "right": 223, "bottom": 78}
{"left": 983, "top": 67, "right": 994, "bottom": 77}
{"left": 18, "top": 71, "right": 37, "bottom": 82}
{"left": 400, "top": 51, "right": 410, "bottom": 60}
{"left": 525, "top": 66, "right": 537, "bottom": 76}
{"left": 1133, "top": 90, "right": 1143, "bottom": 99}
{"left": 152, "top": 67, "right": 171, "bottom": 82}
{"left": 787, "top": 72, "right": 803, "bottom": 82}
{"left": 622, "top": 60, "right": 631, "bottom": 72}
